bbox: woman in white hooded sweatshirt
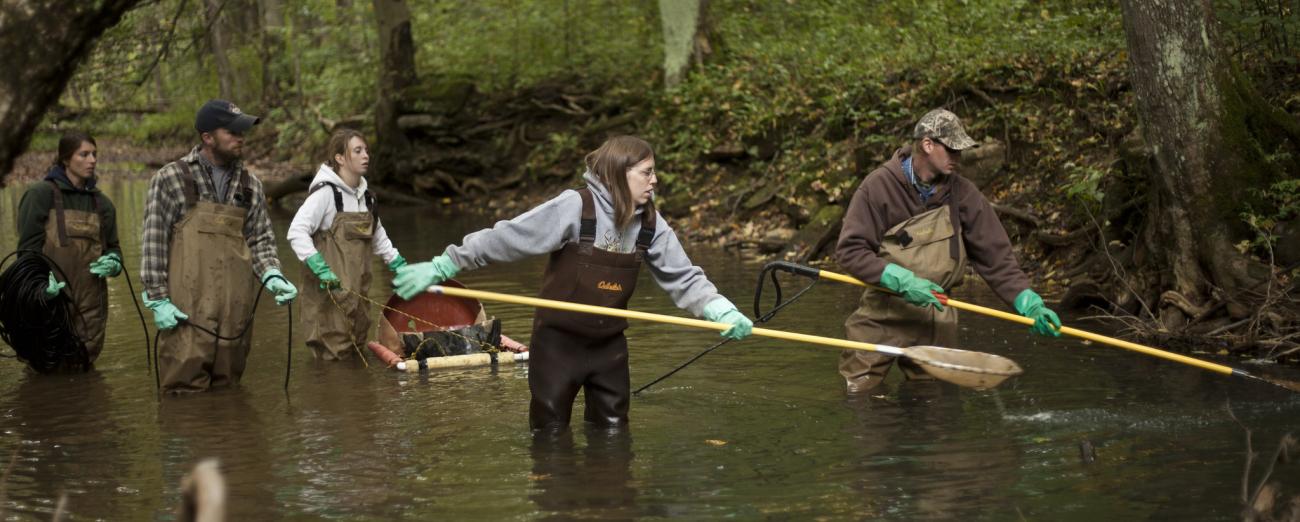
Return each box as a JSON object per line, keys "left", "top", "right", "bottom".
{"left": 287, "top": 130, "right": 406, "bottom": 360}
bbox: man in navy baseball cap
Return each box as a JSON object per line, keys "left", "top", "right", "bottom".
{"left": 139, "top": 99, "right": 298, "bottom": 393}
{"left": 195, "top": 99, "right": 260, "bottom": 134}
{"left": 191, "top": 99, "right": 258, "bottom": 169}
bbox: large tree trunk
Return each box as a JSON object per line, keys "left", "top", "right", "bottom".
{"left": 658, "top": 0, "right": 710, "bottom": 88}
{"left": 371, "top": 0, "right": 417, "bottom": 183}
{"left": 1118, "top": 0, "right": 1300, "bottom": 330}
{"left": 0, "top": 0, "right": 141, "bottom": 184}
{"left": 259, "top": 0, "right": 285, "bottom": 107}
{"left": 204, "top": 0, "right": 234, "bottom": 100}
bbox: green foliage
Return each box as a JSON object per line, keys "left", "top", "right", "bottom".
{"left": 26, "top": 132, "right": 61, "bottom": 153}
{"left": 522, "top": 131, "right": 582, "bottom": 178}
{"left": 38, "top": 0, "right": 1291, "bottom": 253}
{"left": 641, "top": 0, "right": 1126, "bottom": 223}
{"left": 1216, "top": 0, "right": 1300, "bottom": 67}
{"left": 134, "top": 110, "right": 198, "bottom": 141}
{"left": 54, "top": 0, "right": 379, "bottom": 161}
{"left": 412, "top": 0, "right": 661, "bottom": 93}
{"left": 1063, "top": 162, "right": 1106, "bottom": 204}
{"left": 1239, "top": 179, "right": 1300, "bottom": 255}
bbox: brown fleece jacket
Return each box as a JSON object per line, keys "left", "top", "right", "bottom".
{"left": 835, "top": 145, "right": 1030, "bottom": 306}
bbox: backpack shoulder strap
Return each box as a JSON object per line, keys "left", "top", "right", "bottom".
{"left": 364, "top": 189, "right": 378, "bottom": 230}
{"left": 308, "top": 182, "right": 344, "bottom": 212}
{"left": 635, "top": 201, "right": 657, "bottom": 252}
{"left": 577, "top": 188, "right": 596, "bottom": 245}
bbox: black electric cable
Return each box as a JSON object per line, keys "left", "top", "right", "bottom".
{"left": 285, "top": 301, "right": 292, "bottom": 392}
{"left": 0, "top": 250, "right": 90, "bottom": 373}
{"left": 632, "top": 263, "right": 819, "bottom": 394}
{"left": 150, "top": 273, "right": 294, "bottom": 394}
{"left": 119, "top": 261, "right": 152, "bottom": 373}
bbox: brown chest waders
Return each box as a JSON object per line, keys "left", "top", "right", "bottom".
{"left": 299, "top": 183, "right": 378, "bottom": 361}
{"left": 840, "top": 196, "right": 969, "bottom": 392}
{"left": 157, "top": 163, "right": 259, "bottom": 392}
{"left": 529, "top": 188, "right": 655, "bottom": 432}
{"left": 42, "top": 180, "right": 110, "bottom": 365}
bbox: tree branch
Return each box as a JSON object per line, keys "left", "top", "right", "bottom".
{"left": 133, "top": 0, "right": 191, "bottom": 86}
{"left": 992, "top": 203, "right": 1042, "bottom": 227}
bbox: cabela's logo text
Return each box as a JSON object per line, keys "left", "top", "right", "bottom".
{"left": 597, "top": 281, "right": 623, "bottom": 292}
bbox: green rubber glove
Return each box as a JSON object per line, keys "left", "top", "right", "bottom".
{"left": 703, "top": 298, "right": 754, "bottom": 340}
{"left": 879, "top": 263, "right": 945, "bottom": 310}
{"left": 88, "top": 252, "right": 123, "bottom": 278}
{"left": 304, "top": 252, "right": 340, "bottom": 290}
{"left": 387, "top": 254, "right": 408, "bottom": 272}
{"left": 44, "top": 271, "right": 66, "bottom": 298}
{"left": 261, "top": 268, "right": 298, "bottom": 305}
{"left": 393, "top": 255, "right": 460, "bottom": 300}
{"left": 1014, "top": 288, "right": 1061, "bottom": 337}
{"left": 143, "top": 292, "right": 188, "bottom": 330}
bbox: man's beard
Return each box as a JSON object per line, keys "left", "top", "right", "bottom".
{"left": 212, "top": 143, "right": 242, "bottom": 165}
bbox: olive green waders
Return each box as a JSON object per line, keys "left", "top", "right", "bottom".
{"left": 43, "top": 181, "right": 110, "bottom": 364}
{"left": 299, "top": 183, "right": 376, "bottom": 361}
{"left": 840, "top": 204, "right": 968, "bottom": 392}
{"left": 158, "top": 167, "right": 259, "bottom": 392}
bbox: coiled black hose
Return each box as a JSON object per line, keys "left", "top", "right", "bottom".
{"left": 0, "top": 251, "right": 90, "bottom": 373}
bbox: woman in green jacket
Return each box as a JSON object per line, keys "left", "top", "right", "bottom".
{"left": 16, "top": 131, "right": 123, "bottom": 366}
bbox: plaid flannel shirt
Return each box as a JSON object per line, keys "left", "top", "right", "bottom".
{"left": 140, "top": 146, "right": 281, "bottom": 300}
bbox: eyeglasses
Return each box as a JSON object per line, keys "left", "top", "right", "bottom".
{"left": 631, "top": 167, "right": 656, "bottom": 180}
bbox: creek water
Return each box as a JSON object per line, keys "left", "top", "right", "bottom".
{"left": 1, "top": 176, "right": 1297, "bottom": 520}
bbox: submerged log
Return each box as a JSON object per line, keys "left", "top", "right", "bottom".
{"left": 264, "top": 171, "right": 430, "bottom": 208}
{"left": 263, "top": 173, "right": 312, "bottom": 205}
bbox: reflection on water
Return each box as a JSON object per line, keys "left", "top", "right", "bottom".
{"left": 842, "top": 384, "right": 1019, "bottom": 519}
{"left": 158, "top": 391, "right": 276, "bottom": 519}
{"left": 530, "top": 427, "right": 640, "bottom": 520}
{"left": 1, "top": 177, "right": 1299, "bottom": 519}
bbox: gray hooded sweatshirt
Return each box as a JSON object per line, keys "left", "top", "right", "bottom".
{"left": 444, "top": 171, "right": 727, "bottom": 317}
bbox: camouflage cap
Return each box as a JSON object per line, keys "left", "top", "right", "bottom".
{"left": 912, "top": 109, "right": 978, "bottom": 150}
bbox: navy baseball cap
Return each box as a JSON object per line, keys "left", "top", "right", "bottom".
{"left": 195, "top": 99, "right": 260, "bottom": 134}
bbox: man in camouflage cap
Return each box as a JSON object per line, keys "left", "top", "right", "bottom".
{"left": 834, "top": 108, "right": 1061, "bottom": 393}
{"left": 913, "top": 108, "right": 980, "bottom": 150}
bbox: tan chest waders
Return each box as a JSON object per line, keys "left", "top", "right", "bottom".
{"left": 299, "top": 183, "right": 377, "bottom": 360}
{"left": 43, "top": 181, "right": 109, "bottom": 365}
{"left": 840, "top": 191, "right": 968, "bottom": 392}
{"left": 157, "top": 162, "right": 259, "bottom": 392}
{"left": 528, "top": 188, "right": 655, "bottom": 432}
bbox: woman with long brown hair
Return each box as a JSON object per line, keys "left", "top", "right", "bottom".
{"left": 15, "top": 131, "right": 122, "bottom": 368}
{"left": 287, "top": 129, "right": 407, "bottom": 360}
{"left": 394, "top": 135, "right": 752, "bottom": 433}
